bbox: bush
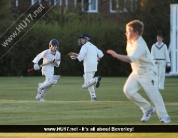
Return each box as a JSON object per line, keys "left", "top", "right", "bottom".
{"left": 0, "top": 7, "right": 131, "bottom": 76}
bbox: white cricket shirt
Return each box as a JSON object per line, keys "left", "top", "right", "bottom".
{"left": 77, "top": 42, "right": 104, "bottom": 72}
{"left": 32, "top": 49, "right": 61, "bottom": 75}
{"left": 127, "top": 36, "right": 157, "bottom": 75}
{"left": 151, "top": 42, "right": 171, "bottom": 66}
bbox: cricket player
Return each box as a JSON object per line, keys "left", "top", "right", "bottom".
{"left": 151, "top": 34, "right": 171, "bottom": 90}
{"left": 107, "top": 20, "right": 171, "bottom": 123}
{"left": 72, "top": 33, "right": 104, "bottom": 101}
{"left": 32, "top": 39, "right": 61, "bottom": 101}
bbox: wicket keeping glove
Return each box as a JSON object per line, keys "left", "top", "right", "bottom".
{"left": 70, "top": 56, "right": 77, "bottom": 60}
{"left": 34, "top": 63, "right": 40, "bottom": 70}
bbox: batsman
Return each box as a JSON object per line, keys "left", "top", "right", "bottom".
{"left": 32, "top": 39, "right": 61, "bottom": 101}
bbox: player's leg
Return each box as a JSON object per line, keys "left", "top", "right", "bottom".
{"left": 35, "top": 70, "right": 59, "bottom": 101}
{"left": 95, "top": 76, "right": 101, "bottom": 88}
{"left": 123, "top": 73, "right": 154, "bottom": 122}
{"left": 157, "top": 62, "right": 165, "bottom": 90}
{"left": 35, "top": 83, "right": 43, "bottom": 100}
{"left": 39, "top": 85, "right": 52, "bottom": 101}
{"left": 82, "top": 72, "right": 97, "bottom": 100}
{"left": 140, "top": 70, "right": 170, "bottom": 123}
{"left": 88, "top": 86, "right": 97, "bottom": 101}
{"left": 39, "top": 74, "right": 59, "bottom": 90}
{"left": 155, "top": 64, "right": 159, "bottom": 88}
{"left": 82, "top": 73, "right": 101, "bottom": 89}
{"left": 158, "top": 61, "right": 166, "bottom": 90}
{"left": 35, "top": 77, "right": 51, "bottom": 101}
{"left": 37, "top": 71, "right": 53, "bottom": 93}
{"left": 40, "top": 75, "right": 60, "bottom": 100}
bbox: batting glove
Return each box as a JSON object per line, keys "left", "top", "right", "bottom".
{"left": 49, "top": 57, "right": 56, "bottom": 62}
{"left": 34, "top": 64, "right": 40, "bottom": 70}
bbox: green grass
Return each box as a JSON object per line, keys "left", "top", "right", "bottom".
{"left": 0, "top": 76, "right": 177, "bottom": 125}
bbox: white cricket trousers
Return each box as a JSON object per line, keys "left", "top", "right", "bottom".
{"left": 44, "top": 70, "right": 53, "bottom": 79}
{"left": 83, "top": 72, "right": 96, "bottom": 98}
{"left": 123, "top": 70, "right": 169, "bottom": 119}
{"left": 155, "top": 60, "right": 166, "bottom": 88}
{"left": 41, "top": 71, "right": 54, "bottom": 98}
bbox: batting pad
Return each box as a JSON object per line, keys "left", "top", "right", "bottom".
{"left": 53, "top": 75, "right": 60, "bottom": 80}
{"left": 35, "top": 93, "right": 42, "bottom": 100}
{"left": 41, "top": 85, "right": 52, "bottom": 98}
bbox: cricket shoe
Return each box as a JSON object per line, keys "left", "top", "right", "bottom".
{"left": 91, "top": 97, "right": 97, "bottom": 101}
{"left": 82, "top": 80, "right": 96, "bottom": 89}
{"left": 35, "top": 93, "right": 42, "bottom": 100}
{"left": 39, "top": 98, "right": 46, "bottom": 102}
{"left": 96, "top": 76, "right": 101, "bottom": 88}
{"left": 141, "top": 106, "right": 155, "bottom": 122}
{"left": 160, "top": 117, "right": 171, "bottom": 123}
{"left": 158, "top": 86, "right": 164, "bottom": 90}
{"left": 82, "top": 84, "right": 88, "bottom": 89}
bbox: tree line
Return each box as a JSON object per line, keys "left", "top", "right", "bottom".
{"left": 0, "top": 0, "right": 176, "bottom": 76}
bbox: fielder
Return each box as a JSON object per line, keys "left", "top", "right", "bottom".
{"left": 151, "top": 34, "right": 171, "bottom": 90}
{"left": 32, "top": 39, "right": 61, "bottom": 101}
{"left": 107, "top": 20, "right": 171, "bottom": 123}
{"left": 69, "top": 33, "right": 104, "bottom": 101}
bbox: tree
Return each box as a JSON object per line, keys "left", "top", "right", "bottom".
{"left": 133, "top": 0, "right": 178, "bottom": 48}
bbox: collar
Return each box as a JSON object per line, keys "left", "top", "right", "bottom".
{"left": 155, "top": 42, "right": 164, "bottom": 50}
{"left": 127, "top": 36, "right": 142, "bottom": 45}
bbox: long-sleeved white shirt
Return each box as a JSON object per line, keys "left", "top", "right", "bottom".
{"left": 151, "top": 42, "right": 171, "bottom": 66}
{"left": 32, "top": 49, "right": 61, "bottom": 75}
{"left": 127, "top": 36, "right": 157, "bottom": 75}
{"left": 77, "top": 42, "right": 104, "bottom": 72}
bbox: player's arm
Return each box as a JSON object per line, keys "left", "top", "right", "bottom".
{"left": 32, "top": 50, "right": 46, "bottom": 70}
{"left": 53, "top": 60, "right": 59, "bottom": 67}
{"left": 107, "top": 50, "right": 131, "bottom": 63}
{"left": 53, "top": 52, "right": 61, "bottom": 67}
{"left": 151, "top": 45, "right": 157, "bottom": 64}
{"left": 164, "top": 45, "right": 171, "bottom": 67}
{"left": 77, "top": 46, "right": 87, "bottom": 62}
{"left": 32, "top": 51, "right": 45, "bottom": 64}
{"left": 97, "top": 48, "right": 104, "bottom": 61}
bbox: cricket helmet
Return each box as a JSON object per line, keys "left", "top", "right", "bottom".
{"left": 79, "top": 33, "right": 90, "bottom": 41}
{"left": 49, "top": 39, "right": 59, "bottom": 47}
{"left": 78, "top": 33, "right": 90, "bottom": 45}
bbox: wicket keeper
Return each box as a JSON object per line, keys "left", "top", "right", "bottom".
{"left": 70, "top": 33, "right": 104, "bottom": 101}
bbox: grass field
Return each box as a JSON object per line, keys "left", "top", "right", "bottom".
{"left": 0, "top": 76, "right": 177, "bottom": 137}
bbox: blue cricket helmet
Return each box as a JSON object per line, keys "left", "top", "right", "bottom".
{"left": 79, "top": 33, "right": 90, "bottom": 41}
{"left": 49, "top": 39, "right": 59, "bottom": 47}
{"left": 78, "top": 33, "right": 90, "bottom": 45}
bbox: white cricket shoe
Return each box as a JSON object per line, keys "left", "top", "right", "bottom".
{"left": 91, "top": 97, "right": 97, "bottom": 101}
{"left": 82, "top": 84, "right": 88, "bottom": 89}
{"left": 158, "top": 86, "right": 164, "bottom": 90}
{"left": 39, "top": 98, "right": 46, "bottom": 102}
{"left": 160, "top": 117, "right": 171, "bottom": 123}
{"left": 141, "top": 106, "right": 155, "bottom": 122}
{"left": 35, "top": 93, "right": 42, "bottom": 100}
